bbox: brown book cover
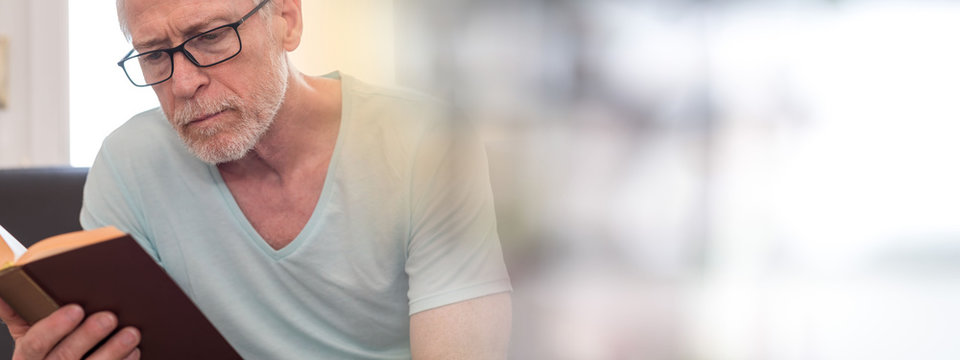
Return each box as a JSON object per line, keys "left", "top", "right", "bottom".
{"left": 0, "top": 228, "right": 241, "bottom": 358}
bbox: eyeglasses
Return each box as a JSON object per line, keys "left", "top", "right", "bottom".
{"left": 117, "top": 0, "right": 270, "bottom": 87}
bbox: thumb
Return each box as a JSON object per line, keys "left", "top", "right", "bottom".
{"left": 0, "top": 296, "right": 31, "bottom": 340}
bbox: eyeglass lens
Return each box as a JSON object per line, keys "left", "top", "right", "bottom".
{"left": 121, "top": 26, "right": 241, "bottom": 86}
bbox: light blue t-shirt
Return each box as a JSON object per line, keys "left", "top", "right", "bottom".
{"left": 80, "top": 72, "right": 511, "bottom": 359}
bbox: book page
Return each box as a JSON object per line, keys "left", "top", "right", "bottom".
{"left": 16, "top": 226, "right": 124, "bottom": 265}
{"left": 0, "top": 224, "right": 28, "bottom": 266}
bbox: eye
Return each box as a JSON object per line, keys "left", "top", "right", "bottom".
{"left": 140, "top": 51, "right": 166, "bottom": 64}
{"left": 197, "top": 31, "right": 223, "bottom": 43}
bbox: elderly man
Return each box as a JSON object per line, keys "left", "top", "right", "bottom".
{"left": 0, "top": 0, "right": 512, "bottom": 358}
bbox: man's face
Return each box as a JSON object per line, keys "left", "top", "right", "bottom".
{"left": 122, "top": 0, "right": 288, "bottom": 164}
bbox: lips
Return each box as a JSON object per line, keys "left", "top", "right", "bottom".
{"left": 189, "top": 110, "right": 226, "bottom": 126}
{"left": 173, "top": 96, "right": 242, "bottom": 130}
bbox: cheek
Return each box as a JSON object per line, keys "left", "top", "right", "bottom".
{"left": 158, "top": 99, "right": 177, "bottom": 119}
{"left": 153, "top": 85, "right": 172, "bottom": 105}
{"left": 151, "top": 87, "right": 179, "bottom": 121}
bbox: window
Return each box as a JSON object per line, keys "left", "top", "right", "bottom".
{"left": 69, "top": 0, "right": 158, "bottom": 167}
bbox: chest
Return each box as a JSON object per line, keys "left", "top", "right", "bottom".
{"left": 167, "top": 216, "right": 412, "bottom": 358}
{"left": 225, "top": 176, "right": 325, "bottom": 250}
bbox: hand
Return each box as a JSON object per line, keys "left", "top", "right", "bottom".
{"left": 0, "top": 298, "right": 140, "bottom": 360}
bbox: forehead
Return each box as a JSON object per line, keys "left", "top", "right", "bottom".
{"left": 123, "top": 0, "right": 246, "bottom": 46}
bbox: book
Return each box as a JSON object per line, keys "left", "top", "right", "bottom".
{"left": 0, "top": 224, "right": 240, "bottom": 358}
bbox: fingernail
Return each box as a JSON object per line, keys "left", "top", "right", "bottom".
{"left": 124, "top": 348, "right": 141, "bottom": 360}
{"left": 119, "top": 327, "right": 139, "bottom": 346}
{"left": 64, "top": 304, "right": 83, "bottom": 322}
{"left": 96, "top": 312, "right": 117, "bottom": 330}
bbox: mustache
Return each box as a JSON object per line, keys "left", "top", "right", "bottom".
{"left": 174, "top": 96, "right": 242, "bottom": 126}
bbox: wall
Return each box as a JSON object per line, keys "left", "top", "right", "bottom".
{"left": 0, "top": 0, "right": 70, "bottom": 168}
{"left": 289, "top": 0, "right": 396, "bottom": 85}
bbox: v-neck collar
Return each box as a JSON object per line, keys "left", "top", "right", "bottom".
{"left": 207, "top": 71, "right": 352, "bottom": 260}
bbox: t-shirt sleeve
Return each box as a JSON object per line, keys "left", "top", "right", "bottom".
{"left": 405, "top": 120, "right": 512, "bottom": 315}
{"left": 80, "top": 144, "right": 161, "bottom": 264}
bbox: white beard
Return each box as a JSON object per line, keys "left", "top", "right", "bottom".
{"left": 169, "top": 50, "right": 288, "bottom": 164}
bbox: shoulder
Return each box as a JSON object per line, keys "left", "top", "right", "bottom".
{"left": 340, "top": 74, "right": 448, "bottom": 137}
{"left": 338, "top": 74, "right": 468, "bottom": 145}
{"left": 337, "top": 74, "right": 461, "bottom": 175}
{"left": 101, "top": 108, "right": 176, "bottom": 152}
{"left": 98, "top": 108, "right": 192, "bottom": 164}
{"left": 342, "top": 73, "right": 443, "bottom": 109}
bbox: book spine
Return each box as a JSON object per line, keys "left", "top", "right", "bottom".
{"left": 0, "top": 266, "right": 60, "bottom": 324}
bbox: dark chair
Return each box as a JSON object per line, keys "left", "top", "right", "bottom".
{"left": 0, "top": 166, "right": 89, "bottom": 356}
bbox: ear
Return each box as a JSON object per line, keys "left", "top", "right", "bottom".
{"left": 277, "top": 0, "right": 303, "bottom": 52}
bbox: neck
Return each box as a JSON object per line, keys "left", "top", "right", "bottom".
{"left": 218, "top": 67, "right": 342, "bottom": 181}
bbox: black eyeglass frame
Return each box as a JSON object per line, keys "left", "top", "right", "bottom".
{"left": 117, "top": 0, "right": 271, "bottom": 87}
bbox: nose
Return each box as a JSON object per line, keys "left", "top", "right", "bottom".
{"left": 168, "top": 51, "right": 208, "bottom": 99}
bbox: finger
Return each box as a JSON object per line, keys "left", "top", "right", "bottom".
{"left": 86, "top": 326, "right": 140, "bottom": 360}
{"left": 14, "top": 304, "right": 84, "bottom": 359}
{"left": 121, "top": 347, "right": 141, "bottom": 360}
{"left": 46, "top": 311, "right": 118, "bottom": 360}
{"left": 0, "top": 296, "right": 30, "bottom": 339}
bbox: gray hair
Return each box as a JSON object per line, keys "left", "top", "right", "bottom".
{"left": 117, "top": 0, "right": 275, "bottom": 41}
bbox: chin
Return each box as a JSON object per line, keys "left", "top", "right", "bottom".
{"left": 182, "top": 126, "right": 262, "bottom": 164}
{"left": 187, "top": 118, "right": 273, "bottom": 165}
{"left": 189, "top": 142, "right": 252, "bottom": 165}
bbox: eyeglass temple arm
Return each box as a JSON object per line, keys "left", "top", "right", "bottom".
{"left": 117, "top": 49, "right": 136, "bottom": 66}
{"left": 239, "top": 0, "right": 271, "bottom": 25}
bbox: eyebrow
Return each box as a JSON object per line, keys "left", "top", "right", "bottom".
{"left": 132, "top": 37, "right": 169, "bottom": 52}
{"left": 132, "top": 15, "right": 233, "bottom": 51}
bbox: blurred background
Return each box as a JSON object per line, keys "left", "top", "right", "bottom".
{"left": 4, "top": 0, "right": 960, "bottom": 359}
